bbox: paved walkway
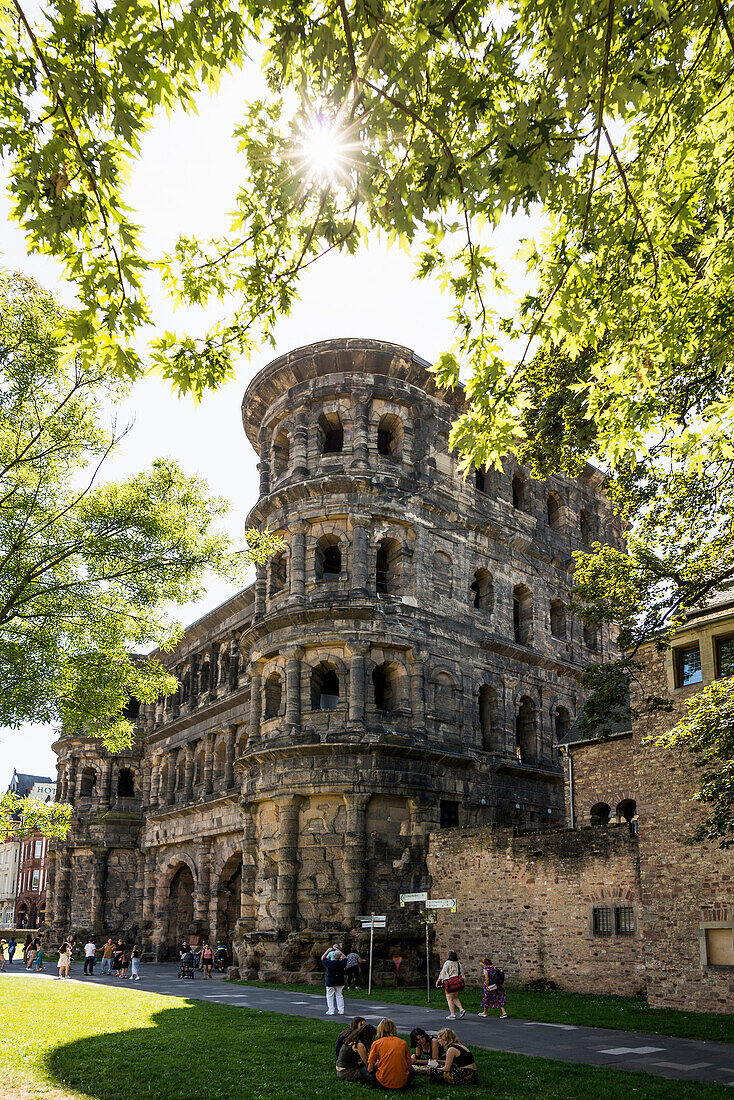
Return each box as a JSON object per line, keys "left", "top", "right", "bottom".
{"left": 3, "top": 964, "right": 734, "bottom": 1088}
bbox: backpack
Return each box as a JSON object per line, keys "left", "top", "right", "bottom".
{"left": 495, "top": 967, "right": 505, "bottom": 986}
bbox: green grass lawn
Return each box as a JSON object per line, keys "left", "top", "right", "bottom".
{"left": 2, "top": 977, "right": 734, "bottom": 1100}
{"left": 236, "top": 979, "right": 734, "bottom": 1043}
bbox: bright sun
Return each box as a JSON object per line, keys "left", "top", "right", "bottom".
{"left": 298, "top": 114, "right": 352, "bottom": 184}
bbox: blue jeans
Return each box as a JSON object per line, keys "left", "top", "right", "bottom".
{"left": 101, "top": 957, "right": 112, "bottom": 975}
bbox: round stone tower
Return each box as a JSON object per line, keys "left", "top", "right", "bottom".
{"left": 233, "top": 337, "right": 603, "bottom": 978}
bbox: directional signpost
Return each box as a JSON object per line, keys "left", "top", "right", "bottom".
{"left": 399, "top": 893, "right": 458, "bottom": 1003}
{"left": 426, "top": 898, "right": 457, "bottom": 912}
{"left": 399, "top": 891, "right": 427, "bottom": 906}
{"left": 358, "top": 914, "right": 387, "bottom": 994}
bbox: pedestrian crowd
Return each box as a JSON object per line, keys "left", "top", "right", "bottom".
{"left": 177, "top": 940, "right": 229, "bottom": 978}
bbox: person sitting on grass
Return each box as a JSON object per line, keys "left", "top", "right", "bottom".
{"left": 366, "top": 1019, "right": 414, "bottom": 1090}
{"left": 336, "top": 1023, "right": 377, "bottom": 1083}
{"left": 409, "top": 1028, "right": 444, "bottom": 1066}
{"left": 427, "top": 1029, "right": 478, "bottom": 1086}
{"left": 336, "top": 1017, "right": 367, "bottom": 1061}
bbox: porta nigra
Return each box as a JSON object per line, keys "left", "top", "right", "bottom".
{"left": 47, "top": 338, "right": 618, "bottom": 980}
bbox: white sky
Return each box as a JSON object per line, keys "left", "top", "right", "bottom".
{"left": 0, "top": 60, "right": 538, "bottom": 791}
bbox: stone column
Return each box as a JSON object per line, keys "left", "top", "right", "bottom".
{"left": 190, "top": 654, "right": 200, "bottom": 706}
{"left": 228, "top": 636, "right": 240, "bottom": 690}
{"left": 141, "top": 758, "right": 152, "bottom": 809}
{"left": 348, "top": 642, "right": 370, "bottom": 727}
{"left": 350, "top": 514, "right": 371, "bottom": 592}
{"left": 274, "top": 794, "right": 301, "bottom": 931}
{"left": 284, "top": 646, "right": 303, "bottom": 731}
{"left": 142, "top": 849, "right": 156, "bottom": 928}
{"left": 66, "top": 757, "right": 78, "bottom": 804}
{"left": 342, "top": 793, "right": 370, "bottom": 927}
{"left": 101, "top": 758, "right": 113, "bottom": 809}
{"left": 410, "top": 649, "right": 426, "bottom": 732}
{"left": 91, "top": 849, "right": 107, "bottom": 928}
{"left": 195, "top": 838, "right": 212, "bottom": 930}
{"left": 239, "top": 800, "right": 257, "bottom": 933}
{"left": 292, "top": 411, "right": 309, "bottom": 477}
{"left": 171, "top": 674, "right": 181, "bottom": 719}
{"left": 56, "top": 850, "right": 73, "bottom": 931}
{"left": 149, "top": 755, "right": 160, "bottom": 810}
{"left": 208, "top": 643, "right": 219, "bottom": 698}
{"left": 351, "top": 394, "right": 371, "bottom": 470}
{"left": 249, "top": 660, "right": 264, "bottom": 744}
{"left": 203, "top": 735, "right": 214, "bottom": 796}
{"left": 184, "top": 744, "right": 195, "bottom": 802}
{"left": 254, "top": 562, "right": 267, "bottom": 620}
{"left": 166, "top": 753, "right": 177, "bottom": 805}
{"left": 224, "top": 724, "right": 237, "bottom": 789}
{"left": 258, "top": 425, "right": 271, "bottom": 496}
{"left": 290, "top": 521, "right": 308, "bottom": 599}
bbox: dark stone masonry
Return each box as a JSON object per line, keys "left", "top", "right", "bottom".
{"left": 47, "top": 338, "right": 618, "bottom": 980}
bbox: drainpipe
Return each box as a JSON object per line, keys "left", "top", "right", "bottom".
{"left": 567, "top": 749, "right": 575, "bottom": 829}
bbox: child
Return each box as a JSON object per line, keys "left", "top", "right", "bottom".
{"left": 35, "top": 945, "right": 45, "bottom": 971}
{"left": 57, "top": 942, "right": 70, "bottom": 980}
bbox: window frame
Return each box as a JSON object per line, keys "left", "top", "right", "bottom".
{"left": 674, "top": 642, "right": 703, "bottom": 688}
{"left": 615, "top": 906, "right": 635, "bottom": 936}
{"left": 715, "top": 633, "right": 734, "bottom": 680}
{"left": 698, "top": 921, "right": 734, "bottom": 968}
{"left": 592, "top": 906, "right": 613, "bottom": 936}
{"left": 439, "top": 800, "right": 460, "bottom": 829}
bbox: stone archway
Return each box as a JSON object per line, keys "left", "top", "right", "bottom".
{"left": 167, "top": 865, "right": 195, "bottom": 957}
{"left": 215, "top": 854, "right": 242, "bottom": 951}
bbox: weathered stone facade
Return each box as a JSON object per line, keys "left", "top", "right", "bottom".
{"left": 49, "top": 338, "right": 617, "bottom": 978}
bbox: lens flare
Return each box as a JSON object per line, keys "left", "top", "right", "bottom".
{"left": 296, "top": 113, "right": 358, "bottom": 185}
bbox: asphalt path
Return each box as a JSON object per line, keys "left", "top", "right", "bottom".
{"left": 3, "top": 963, "right": 734, "bottom": 1088}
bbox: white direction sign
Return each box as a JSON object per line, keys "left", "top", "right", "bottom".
{"left": 400, "top": 892, "right": 428, "bottom": 906}
{"left": 357, "top": 915, "right": 386, "bottom": 922}
{"left": 426, "top": 898, "right": 457, "bottom": 912}
{"left": 362, "top": 921, "right": 386, "bottom": 929}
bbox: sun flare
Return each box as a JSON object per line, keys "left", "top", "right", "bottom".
{"left": 297, "top": 113, "right": 357, "bottom": 185}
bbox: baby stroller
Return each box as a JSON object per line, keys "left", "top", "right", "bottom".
{"left": 178, "top": 950, "right": 195, "bottom": 979}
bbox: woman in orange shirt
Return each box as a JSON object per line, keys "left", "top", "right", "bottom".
{"left": 367, "top": 1019, "right": 414, "bottom": 1090}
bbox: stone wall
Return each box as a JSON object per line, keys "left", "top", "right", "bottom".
{"left": 564, "top": 734, "right": 636, "bottom": 827}
{"left": 428, "top": 823, "right": 644, "bottom": 995}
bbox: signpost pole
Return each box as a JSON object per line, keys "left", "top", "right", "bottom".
{"left": 368, "top": 913, "right": 374, "bottom": 996}
{"left": 425, "top": 919, "right": 430, "bottom": 1005}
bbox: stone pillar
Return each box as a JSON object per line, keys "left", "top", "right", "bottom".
{"left": 190, "top": 654, "right": 200, "bottom": 706}
{"left": 142, "top": 849, "right": 156, "bottom": 929}
{"left": 351, "top": 394, "right": 371, "bottom": 471}
{"left": 348, "top": 642, "right": 370, "bottom": 727}
{"left": 258, "top": 424, "right": 271, "bottom": 496}
{"left": 203, "top": 735, "right": 214, "bottom": 796}
{"left": 225, "top": 724, "right": 237, "bottom": 789}
{"left": 343, "top": 793, "right": 370, "bottom": 927}
{"left": 55, "top": 850, "right": 73, "bottom": 931}
{"left": 239, "top": 800, "right": 257, "bottom": 933}
{"left": 290, "top": 521, "right": 308, "bottom": 599}
{"left": 195, "top": 838, "right": 212, "bottom": 930}
{"left": 141, "top": 758, "right": 152, "bottom": 808}
{"left": 292, "top": 411, "right": 309, "bottom": 477}
{"left": 410, "top": 649, "right": 426, "bottom": 732}
{"left": 350, "top": 514, "right": 371, "bottom": 592}
{"left": 274, "top": 794, "right": 301, "bottom": 931}
{"left": 184, "top": 744, "right": 195, "bottom": 802}
{"left": 91, "top": 849, "right": 107, "bottom": 928}
{"left": 171, "top": 674, "right": 181, "bottom": 719}
{"left": 284, "top": 646, "right": 303, "bottom": 731}
{"left": 166, "top": 753, "right": 177, "bottom": 805}
{"left": 228, "top": 636, "right": 240, "bottom": 690}
{"left": 208, "top": 643, "right": 219, "bottom": 698}
{"left": 254, "top": 562, "right": 267, "bottom": 620}
{"left": 149, "top": 755, "right": 160, "bottom": 810}
{"left": 249, "top": 660, "right": 264, "bottom": 744}
{"left": 66, "top": 757, "right": 78, "bottom": 804}
{"left": 101, "top": 758, "right": 113, "bottom": 809}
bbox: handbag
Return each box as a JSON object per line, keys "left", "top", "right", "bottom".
{"left": 445, "top": 974, "right": 465, "bottom": 993}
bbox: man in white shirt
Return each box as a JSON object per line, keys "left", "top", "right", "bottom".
{"left": 83, "top": 939, "right": 97, "bottom": 976}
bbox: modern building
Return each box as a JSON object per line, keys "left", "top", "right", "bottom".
{"left": 48, "top": 338, "right": 619, "bottom": 977}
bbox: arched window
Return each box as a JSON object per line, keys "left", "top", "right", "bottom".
{"left": 433, "top": 673, "right": 454, "bottom": 721}
{"left": 373, "top": 662, "right": 399, "bottom": 713}
{"left": 213, "top": 742, "right": 226, "bottom": 781}
{"left": 550, "top": 599, "right": 566, "bottom": 639}
{"left": 269, "top": 552, "right": 287, "bottom": 596}
{"left": 515, "top": 697, "right": 537, "bottom": 763}
{"left": 175, "top": 757, "right": 185, "bottom": 790}
{"left": 590, "top": 802, "right": 611, "bottom": 826}
{"left": 554, "top": 705, "right": 570, "bottom": 742}
{"left": 583, "top": 622, "right": 598, "bottom": 651}
{"left": 319, "top": 410, "right": 344, "bottom": 454}
{"left": 122, "top": 697, "right": 140, "bottom": 722}
{"left": 315, "top": 535, "right": 342, "bottom": 580}
{"left": 377, "top": 413, "right": 404, "bottom": 458}
{"left": 433, "top": 551, "right": 453, "bottom": 599}
{"left": 580, "top": 509, "right": 594, "bottom": 548}
{"left": 617, "top": 799, "right": 637, "bottom": 823}
{"left": 471, "top": 568, "right": 494, "bottom": 612}
{"left": 264, "top": 673, "right": 283, "bottom": 719}
{"left": 513, "top": 584, "right": 533, "bottom": 645}
{"left": 475, "top": 466, "right": 487, "bottom": 494}
{"left": 194, "top": 750, "right": 205, "bottom": 787}
{"left": 272, "top": 428, "right": 290, "bottom": 479}
{"left": 479, "top": 685, "right": 498, "bottom": 751}
{"left": 310, "top": 663, "right": 340, "bottom": 710}
{"left": 512, "top": 474, "right": 526, "bottom": 510}
{"left": 181, "top": 672, "right": 190, "bottom": 703}
{"left": 79, "top": 768, "right": 96, "bottom": 798}
{"left": 547, "top": 492, "right": 561, "bottom": 530}
{"left": 199, "top": 660, "right": 210, "bottom": 695}
{"left": 117, "top": 768, "right": 135, "bottom": 798}
{"left": 376, "top": 537, "right": 402, "bottom": 595}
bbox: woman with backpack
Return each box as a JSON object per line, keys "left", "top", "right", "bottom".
{"left": 478, "top": 957, "right": 507, "bottom": 1018}
{"left": 436, "top": 950, "right": 466, "bottom": 1019}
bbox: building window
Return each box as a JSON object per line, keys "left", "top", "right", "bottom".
{"left": 264, "top": 672, "right": 283, "bottom": 719}
{"left": 590, "top": 802, "right": 611, "bottom": 826}
{"left": 375, "top": 537, "right": 402, "bottom": 595}
{"left": 676, "top": 644, "right": 703, "bottom": 687}
{"left": 269, "top": 552, "right": 287, "bottom": 596}
{"left": 592, "top": 906, "right": 613, "bottom": 935}
{"left": 33, "top": 840, "right": 42, "bottom": 859}
{"left": 310, "top": 663, "right": 340, "bottom": 711}
{"left": 716, "top": 636, "right": 734, "bottom": 679}
{"left": 319, "top": 410, "right": 344, "bottom": 454}
{"left": 474, "top": 466, "right": 487, "bottom": 494}
{"left": 440, "top": 800, "right": 459, "bottom": 829}
{"left": 31, "top": 870, "right": 40, "bottom": 891}
{"left": 512, "top": 474, "right": 526, "bottom": 510}
{"left": 704, "top": 926, "right": 734, "bottom": 966}
{"left": 547, "top": 492, "right": 561, "bottom": 530}
{"left": 471, "top": 568, "right": 494, "bottom": 613}
{"left": 550, "top": 600, "right": 566, "bottom": 639}
{"left": 315, "top": 536, "right": 342, "bottom": 580}
{"left": 376, "top": 413, "right": 403, "bottom": 458}
{"left": 117, "top": 768, "right": 135, "bottom": 798}
{"left": 513, "top": 585, "right": 533, "bottom": 645}
{"left": 479, "top": 685, "right": 498, "bottom": 751}
{"left": 615, "top": 907, "right": 635, "bottom": 936}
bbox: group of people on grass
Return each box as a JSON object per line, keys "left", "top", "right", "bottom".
{"left": 335, "top": 1017, "right": 479, "bottom": 1089}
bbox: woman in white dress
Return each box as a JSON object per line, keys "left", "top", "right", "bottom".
{"left": 436, "top": 950, "right": 466, "bottom": 1019}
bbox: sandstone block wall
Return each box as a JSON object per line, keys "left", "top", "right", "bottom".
{"left": 564, "top": 735, "right": 636, "bottom": 827}
{"left": 428, "top": 823, "right": 644, "bottom": 995}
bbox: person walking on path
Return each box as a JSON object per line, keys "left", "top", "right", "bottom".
{"left": 66, "top": 932, "right": 77, "bottom": 972}
{"left": 436, "top": 950, "right": 466, "bottom": 1020}
{"left": 199, "top": 942, "right": 214, "bottom": 979}
{"left": 35, "top": 944, "right": 45, "bottom": 971}
{"left": 0, "top": 939, "right": 6, "bottom": 971}
{"left": 366, "top": 1018, "right": 414, "bottom": 1090}
{"left": 321, "top": 945, "right": 347, "bottom": 1016}
{"left": 25, "top": 941, "right": 37, "bottom": 970}
{"left": 344, "top": 948, "right": 360, "bottom": 989}
{"left": 7, "top": 937, "right": 16, "bottom": 964}
{"left": 100, "top": 939, "right": 115, "bottom": 976}
{"left": 118, "top": 947, "right": 130, "bottom": 979}
{"left": 57, "top": 942, "right": 70, "bottom": 980}
{"left": 130, "top": 945, "right": 141, "bottom": 980}
{"left": 427, "top": 1028, "right": 479, "bottom": 1086}
{"left": 84, "top": 938, "right": 97, "bottom": 975}
{"left": 478, "top": 957, "right": 507, "bottom": 1019}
